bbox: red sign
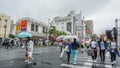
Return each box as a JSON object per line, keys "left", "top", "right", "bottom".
{"left": 21, "top": 20, "right": 27, "bottom": 31}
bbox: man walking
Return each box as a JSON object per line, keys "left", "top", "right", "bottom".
{"left": 27, "top": 37, "right": 34, "bottom": 64}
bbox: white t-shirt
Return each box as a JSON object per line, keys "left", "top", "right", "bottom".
{"left": 91, "top": 41, "right": 97, "bottom": 48}
{"left": 27, "top": 40, "right": 34, "bottom": 53}
{"left": 100, "top": 41, "right": 105, "bottom": 50}
{"left": 111, "top": 42, "right": 116, "bottom": 49}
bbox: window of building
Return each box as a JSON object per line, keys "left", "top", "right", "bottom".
{"left": 31, "top": 24, "right": 34, "bottom": 31}
{"left": 35, "top": 25, "right": 38, "bottom": 32}
{"left": 3, "top": 19, "right": 8, "bottom": 28}
{"left": 43, "top": 27, "right": 46, "bottom": 33}
{"left": 67, "top": 22, "right": 71, "bottom": 33}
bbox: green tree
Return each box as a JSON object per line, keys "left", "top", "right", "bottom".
{"left": 9, "top": 34, "right": 15, "bottom": 38}
{"left": 49, "top": 28, "right": 66, "bottom": 36}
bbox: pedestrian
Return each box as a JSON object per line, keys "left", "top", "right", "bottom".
{"left": 65, "top": 39, "right": 72, "bottom": 64}
{"left": 27, "top": 37, "right": 34, "bottom": 64}
{"left": 71, "top": 38, "right": 80, "bottom": 64}
{"left": 90, "top": 37, "right": 98, "bottom": 62}
{"left": 98, "top": 37, "right": 107, "bottom": 62}
{"left": 24, "top": 41, "right": 28, "bottom": 62}
{"left": 109, "top": 38, "right": 118, "bottom": 65}
{"left": 59, "top": 40, "right": 63, "bottom": 53}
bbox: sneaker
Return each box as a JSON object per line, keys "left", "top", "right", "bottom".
{"left": 28, "top": 62, "right": 32, "bottom": 64}
{"left": 113, "top": 61, "right": 116, "bottom": 64}
{"left": 24, "top": 60, "right": 28, "bottom": 62}
{"left": 111, "top": 62, "right": 114, "bottom": 65}
{"left": 93, "top": 60, "right": 97, "bottom": 63}
{"left": 73, "top": 62, "right": 77, "bottom": 65}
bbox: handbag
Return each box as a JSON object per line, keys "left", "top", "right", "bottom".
{"left": 87, "top": 48, "right": 94, "bottom": 56}
{"left": 106, "top": 51, "right": 110, "bottom": 57}
{"left": 64, "top": 45, "right": 69, "bottom": 52}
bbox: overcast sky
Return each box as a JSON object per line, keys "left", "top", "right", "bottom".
{"left": 0, "top": 0, "right": 120, "bottom": 34}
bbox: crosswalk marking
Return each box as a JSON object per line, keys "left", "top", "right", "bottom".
{"left": 60, "top": 64, "right": 85, "bottom": 68}
{"left": 60, "top": 55, "right": 114, "bottom": 68}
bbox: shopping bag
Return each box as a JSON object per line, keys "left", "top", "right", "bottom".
{"left": 106, "top": 51, "right": 110, "bottom": 57}
{"left": 87, "top": 49, "right": 94, "bottom": 56}
{"left": 64, "top": 45, "right": 69, "bottom": 52}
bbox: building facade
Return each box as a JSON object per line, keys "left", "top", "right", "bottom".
{"left": 0, "top": 13, "right": 12, "bottom": 38}
{"left": 51, "top": 11, "right": 78, "bottom": 35}
{"left": 10, "top": 20, "right": 16, "bottom": 35}
{"left": 84, "top": 20, "right": 93, "bottom": 39}
{"left": 16, "top": 17, "right": 49, "bottom": 39}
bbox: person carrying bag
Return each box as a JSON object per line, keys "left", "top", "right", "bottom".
{"left": 88, "top": 37, "right": 98, "bottom": 62}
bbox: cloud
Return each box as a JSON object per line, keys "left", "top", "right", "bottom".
{"left": 86, "top": 0, "right": 120, "bottom": 34}
{"left": 0, "top": 0, "right": 113, "bottom": 34}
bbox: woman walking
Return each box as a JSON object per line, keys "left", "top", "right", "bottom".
{"left": 71, "top": 38, "right": 80, "bottom": 64}
{"left": 90, "top": 37, "right": 98, "bottom": 62}
{"left": 98, "top": 37, "right": 107, "bottom": 62}
{"left": 65, "top": 39, "right": 72, "bottom": 64}
{"left": 109, "top": 38, "right": 118, "bottom": 65}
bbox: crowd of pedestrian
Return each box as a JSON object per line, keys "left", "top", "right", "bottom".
{"left": 88, "top": 37, "right": 120, "bottom": 65}
{"left": 58, "top": 36, "right": 120, "bottom": 66}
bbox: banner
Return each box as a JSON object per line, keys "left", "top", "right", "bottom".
{"left": 16, "top": 25, "right": 21, "bottom": 31}
{"left": 21, "top": 20, "right": 27, "bottom": 31}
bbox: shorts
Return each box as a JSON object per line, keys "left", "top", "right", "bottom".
{"left": 28, "top": 52, "right": 32, "bottom": 57}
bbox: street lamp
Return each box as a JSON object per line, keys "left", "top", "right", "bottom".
{"left": 82, "top": 16, "right": 86, "bottom": 42}
{"left": 47, "top": 19, "right": 50, "bottom": 41}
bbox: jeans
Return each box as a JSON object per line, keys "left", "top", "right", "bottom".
{"left": 110, "top": 52, "right": 116, "bottom": 62}
{"left": 66, "top": 53, "right": 70, "bottom": 63}
{"left": 100, "top": 50, "right": 105, "bottom": 62}
{"left": 60, "top": 46, "right": 63, "bottom": 53}
{"left": 72, "top": 50, "right": 78, "bottom": 63}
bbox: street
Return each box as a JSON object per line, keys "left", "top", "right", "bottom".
{"left": 0, "top": 47, "right": 120, "bottom": 68}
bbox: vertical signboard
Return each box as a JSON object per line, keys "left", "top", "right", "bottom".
{"left": 16, "top": 25, "right": 21, "bottom": 31}
{"left": 21, "top": 20, "right": 27, "bottom": 31}
{"left": 16, "top": 22, "right": 21, "bottom": 32}
{"left": 116, "top": 20, "right": 120, "bottom": 46}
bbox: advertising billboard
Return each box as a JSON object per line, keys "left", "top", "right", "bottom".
{"left": 21, "top": 20, "right": 27, "bottom": 31}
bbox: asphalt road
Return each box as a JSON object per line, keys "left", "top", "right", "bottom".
{"left": 0, "top": 47, "right": 120, "bottom": 68}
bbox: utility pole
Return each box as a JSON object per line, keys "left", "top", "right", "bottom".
{"left": 4, "top": 19, "right": 7, "bottom": 39}
{"left": 115, "top": 18, "right": 120, "bottom": 46}
{"left": 47, "top": 19, "right": 50, "bottom": 41}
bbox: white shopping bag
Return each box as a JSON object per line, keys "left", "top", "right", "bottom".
{"left": 22, "top": 45, "right": 25, "bottom": 48}
{"left": 106, "top": 51, "right": 110, "bottom": 57}
{"left": 60, "top": 49, "right": 65, "bottom": 58}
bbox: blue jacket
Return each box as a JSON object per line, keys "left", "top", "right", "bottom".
{"left": 98, "top": 41, "right": 107, "bottom": 50}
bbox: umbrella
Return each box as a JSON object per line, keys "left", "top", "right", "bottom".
{"left": 56, "top": 35, "right": 65, "bottom": 41}
{"left": 63, "top": 35, "right": 79, "bottom": 41}
{"left": 17, "top": 32, "right": 32, "bottom": 38}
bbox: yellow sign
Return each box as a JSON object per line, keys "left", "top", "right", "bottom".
{"left": 16, "top": 25, "right": 21, "bottom": 31}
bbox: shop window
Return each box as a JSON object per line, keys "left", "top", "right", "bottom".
{"left": 35, "top": 25, "right": 38, "bottom": 32}
{"left": 31, "top": 24, "right": 34, "bottom": 31}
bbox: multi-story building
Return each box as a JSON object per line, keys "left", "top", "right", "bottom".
{"left": 51, "top": 11, "right": 94, "bottom": 41}
{"left": 51, "top": 11, "right": 78, "bottom": 35}
{"left": 84, "top": 20, "right": 93, "bottom": 39}
{"left": 16, "top": 17, "right": 49, "bottom": 39}
{"left": 10, "top": 20, "right": 16, "bottom": 35}
{"left": 0, "top": 13, "right": 12, "bottom": 38}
